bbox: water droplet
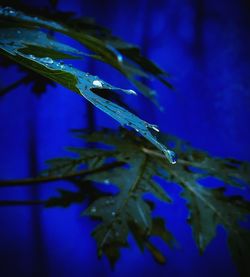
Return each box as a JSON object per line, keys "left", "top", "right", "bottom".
{"left": 111, "top": 211, "right": 116, "bottom": 216}
{"left": 135, "top": 129, "right": 139, "bottom": 132}
{"left": 40, "top": 57, "right": 53, "bottom": 64}
{"left": 151, "top": 125, "right": 160, "bottom": 132}
{"left": 93, "top": 80, "right": 103, "bottom": 88}
{"left": 57, "top": 62, "right": 65, "bottom": 69}
{"left": 17, "top": 30, "right": 21, "bottom": 34}
{"left": 117, "top": 54, "right": 123, "bottom": 63}
{"left": 104, "top": 179, "right": 110, "bottom": 184}
{"left": 146, "top": 123, "right": 159, "bottom": 132}
{"left": 91, "top": 207, "right": 96, "bottom": 213}
{"left": 1, "top": 7, "right": 16, "bottom": 16}
{"left": 105, "top": 200, "right": 110, "bottom": 205}
{"left": 125, "top": 89, "right": 137, "bottom": 95}
{"left": 28, "top": 54, "right": 36, "bottom": 60}
{"left": 165, "top": 150, "right": 177, "bottom": 164}
{"left": 115, "top": 232, "right": 119, "bottom": 237}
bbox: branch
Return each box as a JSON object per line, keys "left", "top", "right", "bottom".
{"left": 0, "top": 161, "right": 125, "bottom": 187}
{"left": 0, "top": 200, "right": 46, "bottom": 206}
{"left": 0, "top": 75, "right": 30, "bottom": 97}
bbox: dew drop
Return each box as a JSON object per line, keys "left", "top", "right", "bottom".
{"left": 104, "top": 179, "right": 110, "bottom": 184}
{"left": 28, "top": 54, "right": 36, "bottom": 60}
{"left": 151, "top": 125, "right": 160, "bottom": 132}
{"left": 40, "top": 57, "right": 53, "bottom": 64}
{"left": 146, "top": 123, "right": 160, "bottom": 132}
{"left": 165, "top": 150, "right": 177, "bottom": 164}
{"left": 93, "top": 80, "right": 103, "bottom": 88}
{"left": 135, "top": 129, "right": 139, "bottom": 132}
{"left": 91, "top": 207, "right": 96, "bottom": 213}
{"left": 1, "top": 7, "right": 16, "bottom": 16}
{"left": 117, "top": 54, "right": 123, "bottom": 63}
{"left": 111, "top": 211, "right": 116, "bottom": 216}
{"left": 125, "top": 89, "right": 137, "bottom": 95}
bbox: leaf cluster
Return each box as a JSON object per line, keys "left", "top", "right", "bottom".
{"left": 42, "top": 129, "right": 250, "bottom": 275}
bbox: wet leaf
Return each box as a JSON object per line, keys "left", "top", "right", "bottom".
{"left": 0, "top": 24, "right": 176, "bottom": 163}
{"left": 0, "top": 6, "right": 173, "bottom": 105}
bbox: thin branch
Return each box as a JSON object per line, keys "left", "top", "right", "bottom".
{"left": 0, "top": 200, "right": 46, "bottom": 206}
{"left": 0, "top": 75, "right": 30, "bottom": 97}
{"left": 0, "top": 161, "right": 124, "bottom": 187}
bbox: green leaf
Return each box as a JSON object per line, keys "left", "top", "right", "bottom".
{"left": 0, "top": 17, "right": 176, "bottom": 163}
{"left": 76, "top": 129, "right": 250, "bottom": 270}
{"left": 0, "top": 6, "right": 173, "bottom": 105}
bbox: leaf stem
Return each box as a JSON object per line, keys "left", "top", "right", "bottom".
{"left": 0, "top": 75, "right": 30, "bottom": 97}
{"left": 0, "top": 161, "right": 124, "bottom": 187}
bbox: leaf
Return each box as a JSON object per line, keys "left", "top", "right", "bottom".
{"left": 0, "top": 6, "right": 173, "bottom": 105}
{"left": 0, "top": 24, "right": 176, "bottom": 163}
{"left": 73, "top": 129, "right": 250, "bottom": 270}
{"left": 181, "top": 181, "right": 250, "bottom": 276}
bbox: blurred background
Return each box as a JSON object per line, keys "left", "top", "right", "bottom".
{"left": 0, "top": 0, "right": 250, "bottom": 276}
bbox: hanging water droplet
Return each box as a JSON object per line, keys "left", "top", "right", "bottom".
{"left": 164, "top": 150, "right": 177, "bottom": 164}
{"left": 93, "top": 80, "right": 103, "bottom": 88}
{"left": 111, "top": 211, "right": 116, "bottom": 216}
{"left": 91, "top": 207, "right": 96, "bottom": 213}
{"left": 125, "top": 89, "right": 137, "bottom": 95}
{"left": 104, "top": 179, "right": 110, "bottom": 184}
{"left": 40, "top": 57, "right": 53, "bottom": 64}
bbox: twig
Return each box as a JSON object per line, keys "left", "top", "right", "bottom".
{"left": 0, "top": 200, "right": 46, "bottom": 206}
{"left": 0, "top": 76, "right": 30, "bottom": 97}
{"left": 0, "top": 161, "right": 124, "bottom": 187}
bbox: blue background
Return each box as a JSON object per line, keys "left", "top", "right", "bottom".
{"left": 0, "top": 0, "right": 250, "bottom": 276}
